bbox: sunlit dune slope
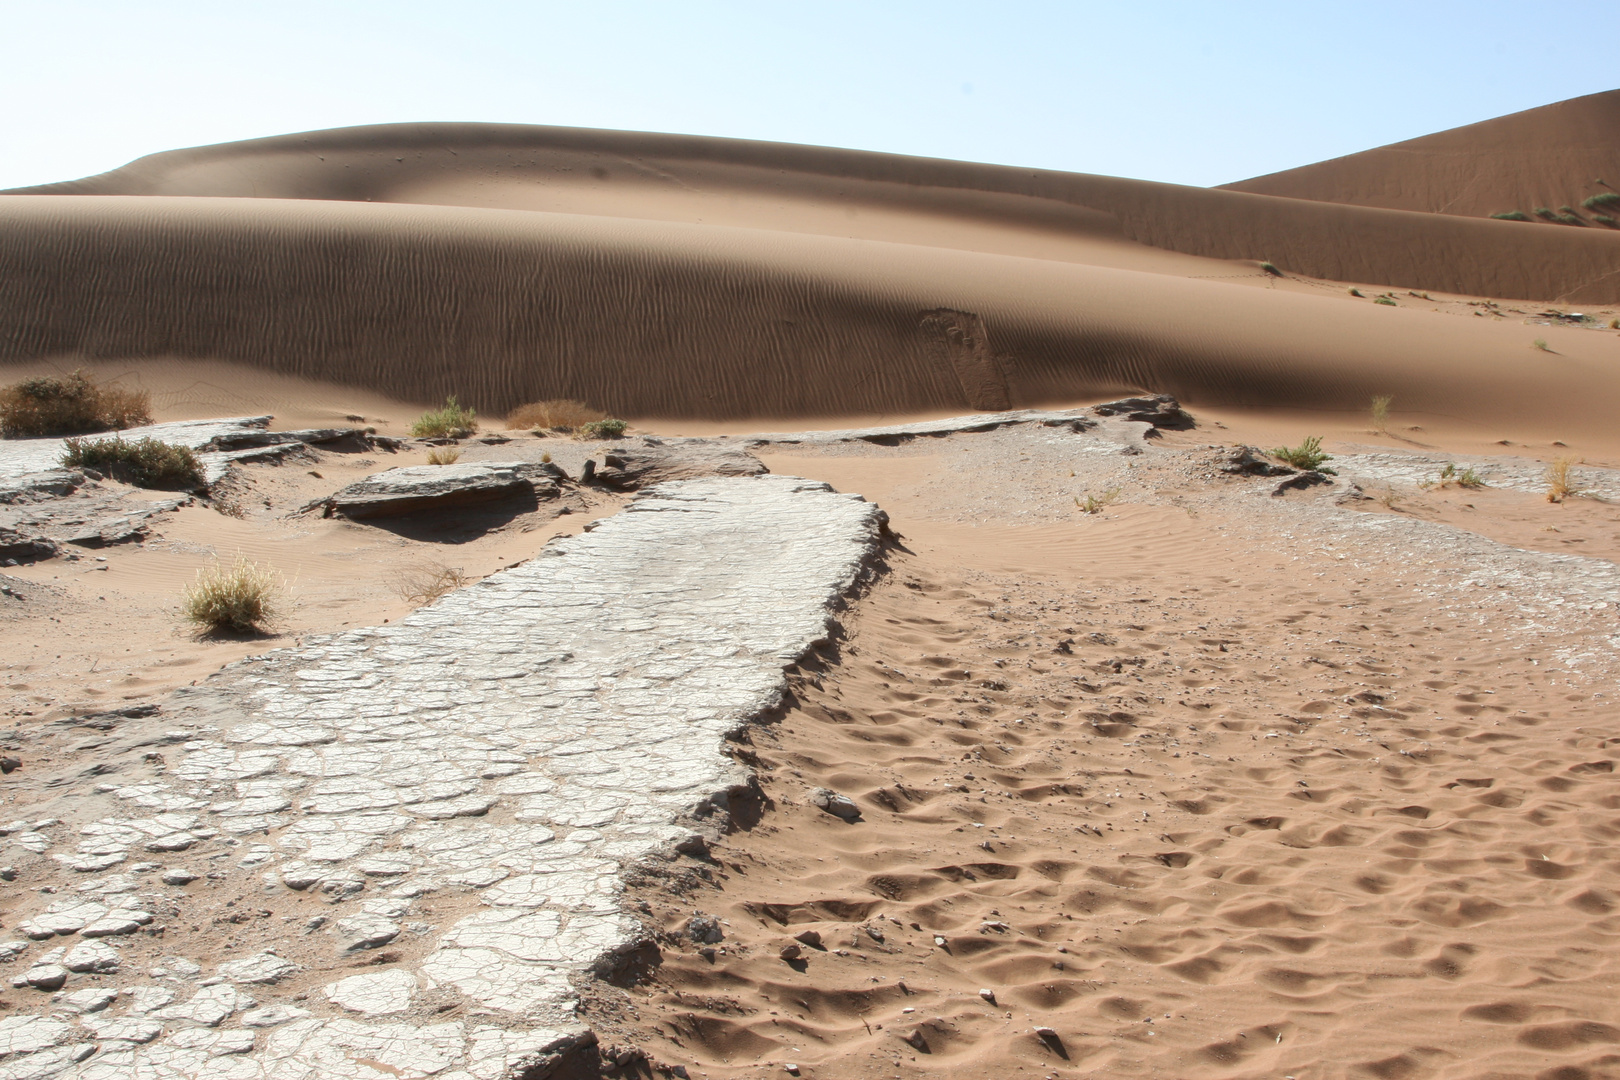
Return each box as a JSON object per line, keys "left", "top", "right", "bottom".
{"left": 1223, "top": 89, "right": 1620, "bottom": 221}
{"left": 3, "top": 194, "right": 1619, "bottom": 432}
{"left": 11, "top": 122, "right": 1620, "bottom": 303}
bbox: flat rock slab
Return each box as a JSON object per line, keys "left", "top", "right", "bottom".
{"left": 0, "top": 474, "right": 886, "bottom": 1078}
{"left": 739, "top": 408, "right": 1097, "bottom": 446}
{"left": 317, "top": 461, "right": 564, "bottom": 518}
{"left": 0, "top": 417, "right": 274, "bottom": 490}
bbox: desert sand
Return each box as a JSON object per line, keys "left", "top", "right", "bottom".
{"left": 1, "top": 97, "right": 1619, "bottom": 1080}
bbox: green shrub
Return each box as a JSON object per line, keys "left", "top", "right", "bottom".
{"left": 410, "top": 396, "right": 477, "bottom": 439}
{"left": 1271, "top": 436, "right": 1334, "bottom": 472}
{"left": 1533, "top": 207, "right": 1557, "bottom": 220}
{"left": 61, "top": 436, "right": 204, "bottom": 489}
{"left": 1374, "top": 296, "right": 1397, "bottom": 306}
{"left": 1582, "top": 192, "right": 1620, "bottom": 211}
{"left": 183, "top": 555, "right": 282, "bottom": 633}
{"left": 1259, "top": 261, "right": 1282, "bottom": 276}
{"left": 578, "top": 418, "right": 628, "bottom": 439}
{"left": 1490, "top": 210, "right": 1531, "bottom": 221}
{"left": 0, "top": 370, "right": 151, "bottom": 438}
{"left": 1439, "top": 463, "right": 1484, "bottom": 489}
{"left": 1557, "top": 213, "right": 1583, "bottom": 225}
{"left": 1348, "top": 287, "right": 1364, "bottom": 297}
{"left": 1594, "top": 214, "right": 1617, "bottom": 227}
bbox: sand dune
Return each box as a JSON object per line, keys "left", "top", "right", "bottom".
{"left": 1224, "top": 89, "right": 1620, "bottom": 221}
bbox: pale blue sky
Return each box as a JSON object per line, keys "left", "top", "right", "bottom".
{"left": 2, "top": 1, "right": 1614, "bottom": 191}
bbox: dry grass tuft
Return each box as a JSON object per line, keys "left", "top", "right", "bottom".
{"left": 1075, "top": 487, "right": 1120, "bottom": 514}
{"left": 390, "top": 561, "right": 472, "bottom": 606}
{"left": 1547, "top": 457, "right": 1580, "bottom": 503}
{"left": 182, "top": 555, "right": 283, "bottom": 633}
{"left": 62, "top": 435, "right": 204, "bottom": 490}
{"left": 506, "top": 399, "right": 607, "bottom": 431}
{"left": 1532, "top": 338, "right": 1551, "bottom": 352}
{"left": 1370, "top": 394, "right": 1393, "bottom": 434}
{"left": 425, "top": 447, "right": 462, "bottom": 466}
{"left": 1438, "top": 463, "right": 1485, "bottom": 489}
{"left": 0, "top": 370, "right": 152, "bottom": 438}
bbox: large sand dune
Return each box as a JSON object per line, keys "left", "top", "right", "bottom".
{"left": 1224, "top": 89, "right": 1620, "bottom": 221}
{"left": 4, "top": 118, "right": 1620, "bottom": 427}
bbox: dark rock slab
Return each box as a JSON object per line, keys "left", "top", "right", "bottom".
{"left": 316, "top": 461, "right": 564, "bottom": 519}
{"left": 0, "top": 527, "right": 58, "bottom": 565}
{"left": 1090, "top": 395, "right": 1195, "bottom": 430}
{"left": 1221, "top": 447, "right": 1296, "bottom": 477}
{"left": 199, "top": 428, "right": 368, "bottom": 452}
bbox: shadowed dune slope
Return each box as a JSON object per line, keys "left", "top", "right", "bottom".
{"left": 10, "top": 122, "right": 1620, "bottom": 303}
{"left": 1223, "top": 89, "right": 1620, "bottom": 221}
{"left": 4, "top": 195, "right": 1620, "bottom": 430}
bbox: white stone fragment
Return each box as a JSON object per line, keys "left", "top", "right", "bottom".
{"left": 215, "top": 953, "right": 295, "bottom": 985}
{"left": 125, "top": 986, "right": 177, "bottom": 1014}
{"left": 238, "top": 1005, "right": 310, "bottom": 1028}
{"left": 61, "top": 939, "right": 119, "bottom": 973}
{"left": 56, "top": 988, "right": 117, "bottom": 1013}
{"left": 323, "top": 969, "right": 417, "bottom": 1016}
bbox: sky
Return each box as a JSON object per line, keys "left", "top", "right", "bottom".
{"left": 2, "top": 1, "right": 1615, "bottom": 192}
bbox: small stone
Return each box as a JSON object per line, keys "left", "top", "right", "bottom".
{"left": 163, "top": 956, "right": 203, "bottom": 978}
{"left": 808, "top": 787, "right": 861, "bottom": 820}
{"left": 979, "top": 988, "right": 997, "bottom": 1005}
{"left": 934, "top": 935, "right": 947, "bottom": 947}
{"left": 25, "top": 964, "right": 68, "bottom": 990}
{"left": 864, "top": 924, "right": 885, "bottom": 943}
{"left": 785, "top": 1066, "right": 800, "bottom": 1076}
{"left": 161, "top": 869, "right": 198, "bottom": 885}
{"left": 794, "top": 929, "right": 822, "bottom": 948}
{"left": 58, "top": 987, "right": 117, "bottom": 1013}
{"left": 903, "top": 1029, "right": 929, "bottom": 1051}
{"left": 779, "top": 943, "right": 802, "bottom": 961}
{"left": 687, "top": 915, "right": 723, "bottom": 944}
{"left": 0, "top": 758, "right": 19, "bottom": 775}
{"left": 698, "top": 947, "right": 717, "bottom": 963}
{"left": 0, "top": 941, "right": 28, "bottom": 961}
{"left": 335, "top": 914, "right": 400, "bottom": 952}
{"left": 0, "top": 867, "right": 15, "bottom": 881}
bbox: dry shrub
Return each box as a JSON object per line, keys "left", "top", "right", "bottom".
{"left": 410, "top": 396, "right": 477, "bottom": 439}
{"left": 62, "top": 435, "right": 204, "bottom": 490}
{"left": 1075, "top": 487, "right": 1120, "bottom": 514}
{"left": 425, "top": 447, "right": 462, "bottom": 466}
{"left": 0, "top": 370, "right": 152, "bottom": 437}
{"left": 506, "top": 399, "right": 607, "bottom": 431}
{"left": 183, "top": 555, "right": 283, "bottom": 633}
{"left": 391, "top": 561, "right": 471, "bottom": 605}
{"left": 1547, "top": 457, "right": 1579, "bottom": 502}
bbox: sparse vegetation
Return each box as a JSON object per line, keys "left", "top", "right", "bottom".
{"left": 1534, "top": 207, "right": 1558, "bottom": 220}
{"left": 578, "top": 418, "right": 628, "bottom": 440}
{"left": 1610, "top": 318, "right": 1620, "bottom": 330}
{"left": 425, "top": 447, "right": 462, "bottom": 466}
{"left": 1075, "top": 487, "right": 1120, "bottom": 514}
{"left": 1438, "top": 463, "right": 1485, "bottom": 489}
{"left": 182, "top": 555, "right": 282, "bottom": 633}
{"left": 1348, "top": 287, "right": 1364, "bottom": 297}
{"left": 1546, "top": 456, "right": 1580, "bottom": 503}
{"left": 61, "top": 435, "right": 204, "bottom": 490}
{"left": 390, "top": 560, "right": 471, "bottom": 605}
{"left": 1370, "top": 394, "right": 1393, "bottom": 434}
{"left": 1582, "top": 193, "right": 1620, "bottom": 211}
{"left": 505, "top": 399, "right": 608, "bottom": 431}
{"left": 1595, "top": 215, "right": 1619, "bottom": 227}
{"left": 0, "top": 370, "right": 151, "bottom": 438}
{"left": 1374, "top": 296, "right": 1397, "bottom": 306}
{"left": 1375, "top": 483, "right": 1401, "bottom": 510}
{"left": 1259, "top": 261, "right": 1282, "bottom": 277}
{"left": 1490, "top": 211, "right": 1531, "bottom": 221}
{"left": 1271, "top": 436, "right": 1334, "bottom": 472}
{"left": 409, "top": 396, "right": 477, "bottom": 439}
{"left": 1532, "top": 338, "right": 1551, "bottom": 352}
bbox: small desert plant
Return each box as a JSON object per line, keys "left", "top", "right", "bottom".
{"left": 1370, "top": 394, "right": 1393, "bottom": 433}
{"left": 1582, "top": 193, "right": 1620, "bottom": 211}
{"left": 1259, "top": 261, "right": 1282, "bottom": 276}
{"left": 1375, "top": 483, "right": 1401, "bottom": 510}
{"left": 390, "top": 561, "right": 471, "bottom": 605}
{"left": 425, "top": 446, "right": 462, "bottom": 465}
{"left": 1595, "top": 215, "right": 1619, "bottom": 227}
{"left": 1557, "top": 213, "right": 1584, "bottom": 225}
{"left": 505, "top": 399, "right": 608, "bottom": 431}
{"left": 1610, "top": 318, "right": 1620, "bottom": 330}
{"left": 1271, "top": 436, "right": 1334, "bottom": 472}
{"left": 1546, "top": 457, "right": 1580, "bottom": 503}
{"left": 0, "top": 370, "right": 152, "bottom": 438}
{"left": 410, "top": 396, "right": 477, "bottom": 439}
{"left": 578, "top": 418, "right": 628, "bottom": 440}
{"left": 1490, "top": 210, "right": 1531, "bottom": 221}
{"left": 1532, "top": 338, "right": 1551, "bottom": 352}
{"left": 1374, "top": 296, "right": 1397, "bottom": 306}
{"left": 1348, "top": 287, "right": 1364, "bottom": 297}
{"left": 1075, "top": 487, "right": 1120, "bottom": 514}
{"left": 1533, "top": 207, "right": 1557, "bottom": 220}
{"left": 61, "top": 435, "right": 204, "bottom": 490}
{"left": 182, "top": 555, "right": 282, "bottom": 633}
{"left": 1438, "top": 463, "right": 1485, "bottom": 489}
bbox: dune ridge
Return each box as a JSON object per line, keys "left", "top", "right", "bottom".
{"left": 4, "top": 195, "right": 1620, "bottom": 428}
{"left": 1223, "top": 88, "right": 1620, "bottom": 220}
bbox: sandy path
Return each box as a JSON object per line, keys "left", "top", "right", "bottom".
{"left": 592, "top": 423, "right": 1620, "bottom": 1079}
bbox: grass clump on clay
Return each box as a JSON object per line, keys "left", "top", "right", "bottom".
{"left": 1271, "top": 436, "right": 1334, "bottom": 472}
{"left": 182, "top": 555, "right": 283, "bottom": 634}
{"left": 0, "top": 369, "right": 151, "bottom": 438}
{"left": 1075, "top": 487, "right": 1120, "bottom": 514}
{"left": 61, "top": 435, "right": 204, "bottom": 490}
{"left": 1546, "top": 457, "right": 1580, "bottom": 503}
{"left": 425, "top": 446, "right": 462, "bottom": 465}
{"left": 505, "top": 399, "right": 608, "bottom": 431}
{"left": 1437, "top": 463, "right": 1485, "bottom": 489}
{"left": 578, "top": 418, "right": 629, "bottom": 440}
{"left": 410, "top": 396, "right": 477, "bottom": 439}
